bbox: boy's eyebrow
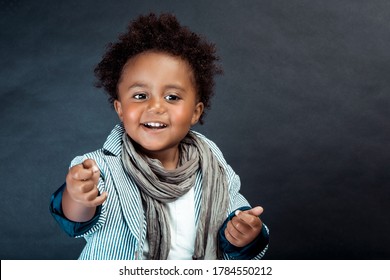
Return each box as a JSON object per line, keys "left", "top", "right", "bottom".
{"left": 128, "top": 82, "right": 148, "bottom": 90}
{"left": 128, "top": 82, "right": 187, "bottom": 92}
{"left": 164, "top": 84, "right": 186, "bottom": 92}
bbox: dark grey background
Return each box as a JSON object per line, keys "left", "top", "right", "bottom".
{"left": 1, "top": 0, "right": 389, "bottom": 260}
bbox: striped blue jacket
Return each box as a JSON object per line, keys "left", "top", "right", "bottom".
{"left": 51, "top": 124, "right": 269, "bottom": 260}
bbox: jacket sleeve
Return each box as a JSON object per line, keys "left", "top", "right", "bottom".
{"left": 49, "top": 183, "right": 102, "bottom": 237}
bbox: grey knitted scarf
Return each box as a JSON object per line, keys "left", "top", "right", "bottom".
{"left": 121, "top": 131, "right": 229, "bottom": 260}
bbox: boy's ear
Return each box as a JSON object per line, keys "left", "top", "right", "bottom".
{"left": 191, "top": 102, "right": 204, "bottom": 125}
{"left": 114, "top": 100, "right": 123, "bottom": 121}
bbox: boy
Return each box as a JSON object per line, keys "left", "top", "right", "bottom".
{"left": 50, "top": 13, "right": 269, "bottom": 260}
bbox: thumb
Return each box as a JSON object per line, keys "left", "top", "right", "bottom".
{"left": 243, "top": 206, "right": 264, "bottom": 217}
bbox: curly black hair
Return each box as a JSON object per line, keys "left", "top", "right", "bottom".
{"left": 94, "top": 13, "right": 223, "bottom": 124}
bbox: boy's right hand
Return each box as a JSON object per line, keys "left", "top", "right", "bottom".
{"left": 65, "top": 159, "right": 107, "bottom": 208}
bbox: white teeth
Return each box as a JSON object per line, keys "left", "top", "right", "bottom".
{"left": 143, "top": 122, "right": 167, "bottom": 128}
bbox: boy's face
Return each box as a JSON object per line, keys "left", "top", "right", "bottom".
{"left": 115, "top": 51, "right": 204, "bottom": 166}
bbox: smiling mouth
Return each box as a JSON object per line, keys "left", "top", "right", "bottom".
{"left": 142, "top": 122, "right": 168, "bottom": 129}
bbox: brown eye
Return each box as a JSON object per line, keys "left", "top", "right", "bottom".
{"left": 133, "top": 93, "right": 147, "bottom": 100}
{"left": 165, "top": 95, "right": 180, "bottom": 101}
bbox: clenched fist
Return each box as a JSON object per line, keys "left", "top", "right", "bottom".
{"left": 62, "top": 159, "right": 107, "bottom": 222}
{"left": 224, "top": 206, "right": 264, "bottom": 247}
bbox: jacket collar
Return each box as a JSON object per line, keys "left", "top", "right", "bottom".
{"left": 102, "top": 123, "right": 125, "bottom": 156}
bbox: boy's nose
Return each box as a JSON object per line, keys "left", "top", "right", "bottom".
{"left": 147, "top": 97, "right": 166, "bottom": 114}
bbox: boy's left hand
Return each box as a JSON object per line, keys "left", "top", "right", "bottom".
{"left": 224, "top": 206, "right": 264, "bottom": 247}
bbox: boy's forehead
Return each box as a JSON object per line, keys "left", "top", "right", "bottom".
{"left": 122, "top": 51, "right": 196, "bottom": 84}
{"left": 124, "top": 50, "right": 189, "bottom": 67}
